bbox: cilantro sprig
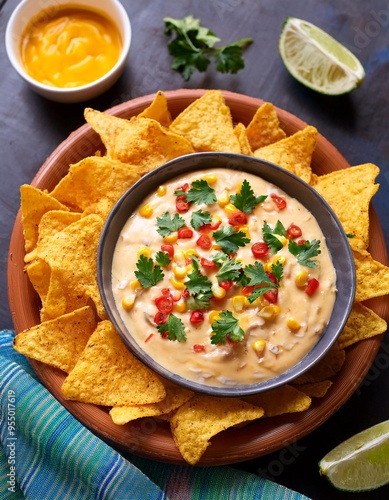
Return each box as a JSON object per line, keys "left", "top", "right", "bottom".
{"left": 211, "top": 310, "right": 245, "bottom": 345}
{"left": 155, "top": 250, "right": 171, "bottom": 267}
{"left": 288, "top": 239, "right": 321, "bottom": 268}
{"left": 242, "top": 261, "right": 283, "bottom": 303}
{"left": 156, "top": 211, "right": 185, "bottom": 237}
{"left": 185, "top": 257, "right": 213, "bottom": 310}
{"left": 134, "top": 255, "right": 164, "bottom": 288}
{"left": 262, "top": 220, "right": 287, "bottom": 254}
{"left": 163, "top": 15, "right": 252, "bottom": 81}
{"left": 157, "top": 314, "right": 187, "bottom": 342}
{"left": 190, "top": 209, "right": 212, "bottom": 230}
{"left": 176, "top": 179, "right": 216, "bottom": 205}
{"left": 230, "top": 180, "right": 267, "bottom": 213}
{"left": 216, "top": 257, "right": 242, "bottom": 283}
{"left": 213, "top": 224, "right": 250, "bottom": 254}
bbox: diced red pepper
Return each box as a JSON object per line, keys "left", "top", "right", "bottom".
{"left": 305, "top": 278, "right": 319, "bottom": 296}
{"left": 177, "top": 183, "right": 189, "bottom": 192}
{"left": 270, "top": 193, "right": 287, "bottom": 210}
{"left": 190, "top": 310, "right": 205, "bottom": 324}
{"left": 161, "top": 243, "right": 174, "bottom": 259}
{"left": 176, "top": 195, "right": 190, "bottom": 213}
{"left": 178, "top": 227, "right": 193, "bottom": 239}
{"left": 242, "top": 285, "right": 254, "bottom": 296}
{"left": 251, "top": 241, "right": 270, "bottom": 259}
{"left": 200, "top": 257, "right": 216, "bottom": 268}
{"left": 201, "top": 219, "right": 222, "bottom": 231}
{"left": 145, "top": 333, "right": 154, "bottom": 343}
{"left": 287, "top": 223, "right": 302, "bottom": 239}
{"left": 220, "top": 280, "right": 233, "bottom": 290}
{"left": 267, "top": 272, "right": 277, "bottom": 285}
{"left": 264, "top": 289, "right": 278, "bottom": 304}
{"left": 155, "top": 295, "right": 174, "bottom": 314}
{"left": 196, "top": 233, "right": 212, "bottom": 250}
{"left": 193, "top": 344, "right": 205, "bottom": 352}
{"left": 228, "top": 210, "right": 247, "bottom": 227}
{"left": 154, "top": 311, "right": 168, "bottom": 325}
{"left": 182, "top": 288, "right": 190, "bottom": 298}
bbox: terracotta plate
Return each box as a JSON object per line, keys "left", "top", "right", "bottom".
{"left": 8, "top": 89, "right": 389, "bottom": 465}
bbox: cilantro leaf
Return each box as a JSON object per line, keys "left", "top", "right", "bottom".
{"left": 185, "top": 257, "right": 213, "bottom": 306}
{"left": 230, "top": 179, "right": 267, "bottom": 213}
{"left": 190, "top": 209, "right": 212, "bottom": 230}
{"left": 155, "top": 250, "right": 171, "bottom": 267}
{"left": 262, "top": 220, "right": 287, "bottom": 254}
{"left": 216, "top": 257, "right": 242, "bottom": 283}
{"left": 156, "top": 211, "right": 185, "bottom": 237}
{"left": 270, "top": 261, "right": 284, "bottom": 285}
{"left": 184, "top": 180, "right": 217, "bottom": 205}
{"left": 243, "top": 261, "right": 283, "bottom": 303}
{"left": 157, "top": 314, "right": 187, "bottom": 342}
{"left": 211, "top": 310, "right": 245, "bottom": 345}
{"left": 134, "top": 255, "right": 164, "bottom": 288}
{"left": 211, "top": 251, "right": 228, "bottom": 266}
{"left": 288, "top": 239, "right": 321, "bottom": 268}
{"left": 213, "top": 225, "right": 250, "bottom": 254}
{"left": 163, "top": 16, "right": 252, "bottom": 81}
{"left": 187, "top": 291, "right": 213, "bottom": 311}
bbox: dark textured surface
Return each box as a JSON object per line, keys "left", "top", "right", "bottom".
{"left": 1, "top": 1, "right": 388, "bottom": 498}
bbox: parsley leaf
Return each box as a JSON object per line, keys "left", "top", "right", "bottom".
{"left": 288, "top": 239, "right": 321, "bottom": 268}
{"left": 163, "top": 16, "right": 252, "bottom": 81}
{"left": 213, "top": 225, "right": 250, "bottom": 254}
{"left": 156, "top": 211, "right": 185, "bottom": 237}
{"left": 185, "top": 257, "right": 213, "bottom": 309}
{"left": 155, "top": 250, "right": 171, "bottom": 267}
{"left": 134, "top": 255, "right": 164, "bottom": 288}
{"left": 157, "top": 314, "right": 187, "bottom": 342}
{"left": 262, "top": 220, "right": 287, "bottom": 254}
{"left": 181, "top": 180, "right": 217, "bottom": 205}
{"left": 230, "top": 179, "right": 267, "bottom": 213}
{"left": 216, "top": 257, "right": 242, "bottom": 283}
{"left": 190, "top": 209, "right": 212, "bottom": 230}
{"left": 211, "top": 310, "right": 245, "bottom": 345}
{"left": 242, "top": 261, "right": 283, "bottom": 303}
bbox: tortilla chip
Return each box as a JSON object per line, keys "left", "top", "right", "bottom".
{"left": 310, "top": 163, "right": 380, "bottom": 246}
{"left": 349, "top": 238, "right": 389, "bottom": 302}
{"left": 246, "top": 102, "right": 286, "bottom": 150}
{"left": 36, "top": 214, "right": 106, "bottom": 321}
{"left": 294, "top": 380, "right": 333, "bottom": 398}
{"left": 110, "top": 379, "right": 194, "bottom": 425}
{"left": 234, "top": 123, "right": 252, "bottom": 156}
{"left": 337, "top": 302, "right": 387, "bottom": 349}
{"left": 62, "top": 320, "right": 166, "bottom": 406}
{"left": 25, "top": 258, "right": 51, "bottom": 304}
{"left": 50, "top": 156, "right": 147, "bottom": 219}
{"left": 84, "top": 108, "right": 130, "bottom": 157}
{"left": 253, "top": 126, "right": 317, "bottom": 183}
{"left": 24, "top": 210, "right": 81, "bottom": 263}
{"left": 169, "top": 394, "right": 264, "bottom": 464}
{"left": 293, "top": 343, "right": 346, "bottom": 384}
{"left": 13, "top": 306, "right": 96, "bottom": 373}
{"left": 138, "top": 90, "right": 172, "bottom": 128}
{"left": 20, "top": 184, "right": 69, "bottom": 253}
{"left": 170, "top": 90, "right": 241, "bottom": 153}
{"left": 243, "top": 385, "right": 311, "bottom": 417}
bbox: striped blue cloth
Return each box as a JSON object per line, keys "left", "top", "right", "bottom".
{"left": 0, "top": 330, "right": 310, "bottom": 499}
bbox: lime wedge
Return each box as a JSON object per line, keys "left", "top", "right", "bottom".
{"left": 319, "top": 420, "right": 389, "bottom": 491}
{"left": 279, "top": 17, "right": 365, "bottom": 95}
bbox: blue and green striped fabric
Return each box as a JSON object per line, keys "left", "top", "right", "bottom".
{"left": 0, "top": 330, "right": 310, "bottom": 499}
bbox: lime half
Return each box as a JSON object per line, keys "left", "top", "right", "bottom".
{"left": 279, "top": 17, "right": 365, "bottom": 95}
{"left": 319, "top": 420, "right": 389, "bottom": 492}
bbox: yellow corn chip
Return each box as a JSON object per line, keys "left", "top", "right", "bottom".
{"left": 246, "top": 102, "right": 286, "bottom": 150}
{"left": 84, "top": 108, "right": 130, "bottom": 157}
{"left": 50, "top": 156, "right": 147, "bottom": 219}
{"left": 310, "top": 163, "right": 380, "bottom": 246}
{"left": 13, "top": 306, "right": 96, "bottom": 373}
{"left": 243, "top": 384, "right": 311, "bottom": 417}
{"left": 138, "top": 90, "right": 172, "bottom": 128}
{"left": 349, "top": 238, "right": 389, "bottom": 302}
{"left": 170, "top": 394, "right": 264, "bottom": 465}
{"left": 233, "top": 123, "right": 252, "bottom": 156}
{"left": 294, "top": 380, "right": 333, "bottom": 398}
{"left": 20, "top": 184, "right": 69, "bottom": 253}
{"left": 253, "top": 126, "right": 317, "bottom": 183}
{"left": 110, "top": 379, "right": 194, "bottom": 425}
{"left": 37, "top": 214, "right": 106, "bottom": 321}
{"left": 293, "top": 343, "right": 346, "bottom": 384}
{"left": 170, "top": 90, "right": 241, "bottom": 153}
{"left": 337, "top": 302, "right": 387, "bottom": 349}
{"left": 25, "top": 258, "right": 51, "bottom": 305}
{"left": 62, "top": 320, "right": 166, "bottom": 406}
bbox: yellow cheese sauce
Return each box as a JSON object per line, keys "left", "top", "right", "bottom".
{"left": 112, "top": 169, "right": 337, "bottom": 387}
{"left": 20, "top": 6, "right": 122, "bottom": 88}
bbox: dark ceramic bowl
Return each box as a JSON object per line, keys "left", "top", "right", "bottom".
{"left": 98, "top": 152, "right": 355, "bottom": 397}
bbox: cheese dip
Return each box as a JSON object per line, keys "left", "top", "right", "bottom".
{"left": 112, "top": 168, "right": 336, "bottom": 387}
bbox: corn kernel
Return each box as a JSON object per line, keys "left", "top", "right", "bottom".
{"left": 164, "top": 232, "right": 178, "bottom": 244}
{"left": 287, "top": 317, "right": 301, "bottom": 331}
{"left": 259, "top": 305, "right": 281, "bottom": 320}
{"left": 236, "top": 181, "right": 243, "bottom": 193}
{"left": 137, "top": 246, "right": 152, "bottom": 258}
{"left": 232, "top": 295, "right": 246, "bottom": 312}
{"left": 173, "top": 263, "right": 187, "bottom": 279}
{"left": 294, "top": 271, "right": 308, "bottom": 288}
{"left": 223, "top": 203, "right": 238, "bottom": 215}
{"left": 121, "top": 294, "right": 136, "bottom": 311}
{"left": 211, "top": 283, "right": 226, "bottom": 299}
{"left": 252, "top": 339, "right": 266, "bottom": 356}
{"left": 173, "top": 250, "right": 186, "bottom": 266}
{"left": 203, "top": 174, "right": 217, "bottom": 184}
{"left": 184, "top": 248, "right": 199, "bottom": 259}
{"left": 275, "top": 235, "right": 288, "bottom": 246}
{"left": 239, "top": 225, "right": 250, "bottom": 238}
{"left": 130, "top": 279, "right": 141, "bottom": 291}
{"left": 217, "top": 190, "right": 230, "bottom": 207}
{"left": 273, "top": 255, "right": 286, "bottom": 266}
{"left": 174, "top": 301, "right": 187, "bottom": 313}
{"left": 209, "top": 310, "right": 221, "bottom": 323}
{"left": 243, "top": 297, "right": 252, "bottom": 307}
{"left": 139, "top": 203, "right": 153, "bottom": 218}
{"left": 211, "top": 244, "right": 222, "bottom": 251}
{"left": 169, "top": 276, "right": 186, "bottom": 290}
{"left": 157, "top": 185, "right": 167, "bottom": 196}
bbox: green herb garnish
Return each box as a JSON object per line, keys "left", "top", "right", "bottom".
{"left": 155, "top": 250, "right": 171, "bottom": 267}
{"left": 134, "top": 255, "right": 164, "bottom": 288}
{"left": 176, "top": 179, "right": 216, "bottom": 205}
{"left": 211, "top": 310, "right": 245, "bottom": 345}
{"left": 242, "top": 261, "right": 282, "bottom": 303}
{"left": 288, "top": 239, "right": 321, "bottom": 268}
{"left": 156, "top": 211, "right": 185, "bottom": 237}
{"left": 230, "top": 179, "right": 267, "bottom": 213}
{"left": 157, "top": 314, "right": 187, "bottom": 342}
{"left": 213, "top": 225, "right": 250, "bottom": 254}
{"left": 216, "top": 257, "right": 242, "bottom": 283}
{"left": 190, "top": 209, "right": 212, "bottom": 230}
{"left": 185, "top": 257, "right": 213, "bottom": 309}
{"left": 262, "top": 220, "right": 287, "bottom": 254}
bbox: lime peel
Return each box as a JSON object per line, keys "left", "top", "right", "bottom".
{"left": 319, "top": 420, "right": 389, "bottom": 492}
{"left": 279, "top": 17, "right": 365, "bottom": 95}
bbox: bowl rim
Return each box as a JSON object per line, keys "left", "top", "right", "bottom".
{"left": 4, "top": 0, "right": 132, "bottom": 97}
{"left": 98, "top": 151, "right": 356, "bottom": 397}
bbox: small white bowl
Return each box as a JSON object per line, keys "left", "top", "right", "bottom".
{"left": 5, "top": 0, "right": 131, "bottom": 103}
